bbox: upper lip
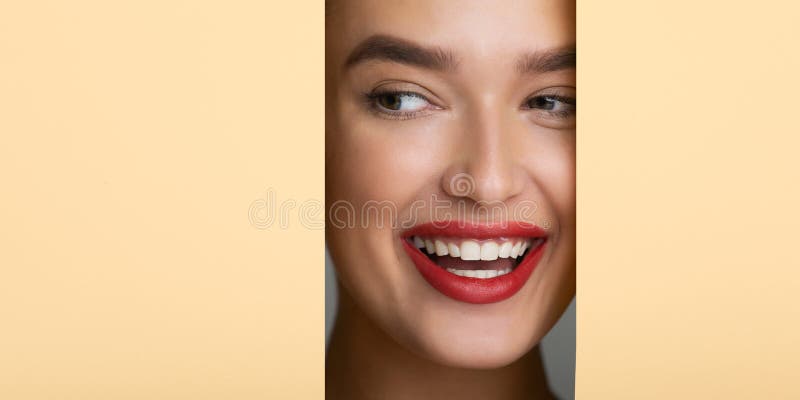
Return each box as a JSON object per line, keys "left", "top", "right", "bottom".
{"left": 402, "top": 220, "right": 547, "bottom": 239}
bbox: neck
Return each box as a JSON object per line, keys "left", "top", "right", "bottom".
{"left": 326, "top": 288, "right": 554, "bottom": 400}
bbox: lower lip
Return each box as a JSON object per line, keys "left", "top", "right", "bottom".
{"left": 401, "top": 240, "right": 546, "bottom": 304}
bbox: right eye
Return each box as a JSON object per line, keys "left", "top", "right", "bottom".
{"left": 376, "top": 92, "right": 430, "bottom": 112}
{"left": 367, "top": 91, "right": 437, "bottom": 120}
{"left": 363, "top": 83, "right": 445, "bottom": 120}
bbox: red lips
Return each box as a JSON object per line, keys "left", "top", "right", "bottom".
{"left": 402, "top": 221, "right": 547, "bottom": 304}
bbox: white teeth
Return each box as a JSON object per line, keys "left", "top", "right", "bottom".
{"left": 480, "top": 242, "right": 499, "bottom": 261}
{"left": 460, "top": 240, "right": 481, "bottom": 261}
{"left": 425, "top": 239, "right": 435, "bottom": 254}
{"left": 434, "top": 240, "right": 448, "bottom": 256}
{"left": 447, "top": 243, "right": 460, "bottom": 257}
{"left": 412, "top": 236, "right": 537, "bottom": 263}
{"left": 445, "top": 267, "right": 512, "bottom": 279}
{"left": 498, "top": 242, "right": 512, "bottom": 258}
{"left": 510, "top": 242, "right": 521, "bottom": 258}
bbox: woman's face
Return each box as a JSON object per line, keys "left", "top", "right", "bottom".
{"left": 326, "top": 0, "right": 575, "bottom": 368}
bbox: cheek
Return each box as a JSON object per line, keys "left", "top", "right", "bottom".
{"left": 547, "top": 160, "right": 575, "bottom": 228}
{"left": 325, "top": 117, "right": 455, "bottom": 319}
{"left": 327, "top": 115, "right": 455, "bottom": 207}
{"left": 525, "top": 133, "right": 575, "bottom": 227}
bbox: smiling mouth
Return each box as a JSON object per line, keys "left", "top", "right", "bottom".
{"left": 401, "top": 221, "right": 548, "bottom": 304}
{"left": 407, "top": 236, "right": 544, "bottom": 279}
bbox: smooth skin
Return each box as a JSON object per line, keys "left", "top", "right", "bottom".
{"left": 326, "top": 1, "right": 575, "bottom": 398}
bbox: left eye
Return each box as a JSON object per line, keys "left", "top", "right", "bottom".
{"left": 525, "top": 95, "right": 575, "bottom": 113}
{"left": 374, "top": 92, "right": 430, "bottom": 112}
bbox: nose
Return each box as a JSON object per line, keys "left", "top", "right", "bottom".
{"left": 442, "top": 104, "right": 525, "bottom": 204}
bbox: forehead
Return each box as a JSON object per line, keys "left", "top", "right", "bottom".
{"left": 327, "top": 0, "right": 575, "bottom": 63}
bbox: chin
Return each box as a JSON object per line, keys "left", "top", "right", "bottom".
{"left": 384, "top": 292, "right": 550, "bottom": 370}
{"left": 401, "top": 318, "right": 543, "bottom": 370}
{"left": 428, "top": 342, "right": 536, "bottom": 370}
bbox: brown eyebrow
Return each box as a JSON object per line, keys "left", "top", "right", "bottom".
{"left": 516, "top": 46, "right": 576, "bottom": 74}
{"left": 344, "top": 34, "right": 458, "bottom": 72}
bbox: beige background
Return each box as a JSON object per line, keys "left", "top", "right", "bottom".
{"left": 2, "top": 1, "right": 800, "bottom": 399}
{"left": 0, "top": 1, "right": 323, "bottom": 399}
{"left": 577, "top": 1, "right": 800, "bottom": 398}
